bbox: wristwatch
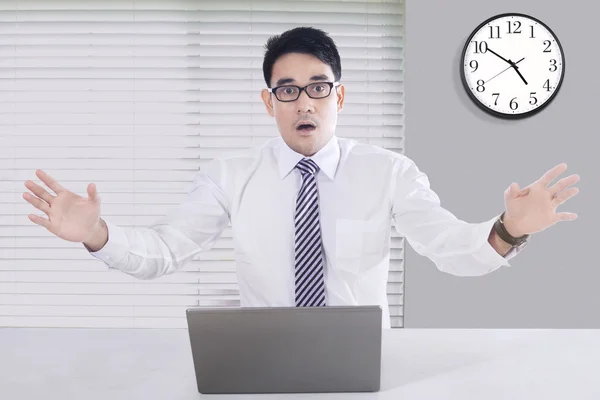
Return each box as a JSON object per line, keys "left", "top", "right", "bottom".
{"left": 493, "top": 212, "right": 530, "bottom": 247}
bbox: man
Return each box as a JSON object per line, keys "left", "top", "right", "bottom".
{"left": 23, "top": 27, "right": 580, "bottom": 328}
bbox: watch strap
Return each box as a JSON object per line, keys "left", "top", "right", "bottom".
{"left": 493, "top": 212, "right": 530, "bottom": 246}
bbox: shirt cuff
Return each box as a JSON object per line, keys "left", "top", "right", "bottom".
{"left": 84, "top": 219, "right": 129, "bottom": 267}
{"left": 472, "top": 214, "right": 513, "bottom": 268}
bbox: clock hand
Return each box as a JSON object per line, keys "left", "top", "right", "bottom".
{"left": 485, "top": 57, "right": 525, "bottom": 84}
{"left": 486, "top": 47, "right": 528, "bottom": 84}
{"left": 508, "top": 59, "right": 528, "bottom": 85}
{"left": 486, "top": 47, "right": 513, "bottom": 66}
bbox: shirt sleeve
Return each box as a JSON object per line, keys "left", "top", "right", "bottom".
{"left": 390, "top": 156, "right": 526, "bottom": 277}
{"left": 84, "top": 158, "right": 231, "bottom": 280}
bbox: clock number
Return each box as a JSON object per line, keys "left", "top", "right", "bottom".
{"left": 507, "top": 21, "right": 522, "bottom": 34}
{"left": 549, "top": 59, "right": 558, "bottom": 72}
{"left": 469, "top": 60, "right": 479, "bottom": 72}
{"left": 543, "top": 40, "right": 552, "bottom": 52}
{"left": 543, "top": 79, "right": 551, "bottom": 92}
{"left": 530, "top": 25, "right": 535, "bottom": 38}
{"left": 529, "top": 92, "right": 538, "bottom": 105}
{"left": 472, "top": 41, "right": 488, "bottom": 54}
{"left": 492, "top": 93, "right": 500, "bottom": 106}
{"left": 476, "top": 80, "right": 485, "bottom": 92}
{"left": 489, "top": 26, "right": 501, "bottom": 39}
{"left": 510, "top": 97, "right": 518, "bottom": 111}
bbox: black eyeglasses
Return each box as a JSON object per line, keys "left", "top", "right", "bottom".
{"left": 268, "top": 81, "right": 340, "bottom": 102}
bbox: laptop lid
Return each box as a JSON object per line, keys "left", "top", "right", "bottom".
{"left": 185, "top": 305, "right": 382, "bottom": 394}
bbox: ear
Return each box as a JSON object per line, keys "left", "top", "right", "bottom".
{"left": 261, "top": 89, "right": 275, "bottom": 117}
{"left": 336, "top": 84, "right": 345, "bottom": 113}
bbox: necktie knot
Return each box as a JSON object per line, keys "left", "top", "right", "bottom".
{"left": 296, "top": 158, "right": 319, "bottom": 176}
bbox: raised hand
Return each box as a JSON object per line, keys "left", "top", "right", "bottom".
{"left": 23, "top": 170, "right": 103, "bottom": 243}
{"left": 502, "top": 163, "right": 580, "bottom": 237}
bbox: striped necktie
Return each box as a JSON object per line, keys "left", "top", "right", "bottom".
{"left": 294, "top": 158, "right": 326, "bottom": 307}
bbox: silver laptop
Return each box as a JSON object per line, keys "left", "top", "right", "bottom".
{"left": 185, "top": 305, "right": 382, "bottom": 394}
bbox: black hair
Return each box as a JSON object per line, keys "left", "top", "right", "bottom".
{"left": 262, "top": 26, "right": 342, "bottom": 88}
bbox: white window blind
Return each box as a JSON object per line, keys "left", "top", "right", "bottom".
{"left": 0, "top": 0, "right": 405, "bottom": 329}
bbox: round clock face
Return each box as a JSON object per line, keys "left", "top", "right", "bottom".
{"left": 460, "top": 13, "right": 565, "bottom": 118}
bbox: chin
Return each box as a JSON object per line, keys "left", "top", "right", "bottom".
{"left": 295, "top": 127, "right": 318, "bottom": 138}
{"left": 283, "top": 131, "right": 326, "bottom": 156}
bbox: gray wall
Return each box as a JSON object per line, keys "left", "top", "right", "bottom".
{"left": 403, "top": 0, "right": 599, "bottom": 328}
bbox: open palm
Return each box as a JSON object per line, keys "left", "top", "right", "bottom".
{"left": 23, "top": 170, "right": 102, "bottom": 243}
{"left": 503, "top": 163, "right": 580, "bottom": 237}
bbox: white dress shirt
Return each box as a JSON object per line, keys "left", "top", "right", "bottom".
{"left": 87, "top": 135, "right": 523, "bottom": 328}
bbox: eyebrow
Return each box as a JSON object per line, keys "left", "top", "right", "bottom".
{"left": 274, "top": 74, "right": 331, "bottom": 87}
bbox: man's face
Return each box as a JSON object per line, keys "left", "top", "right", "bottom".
{"left": 261, "top": 53, "right": 345, "bottom": 157}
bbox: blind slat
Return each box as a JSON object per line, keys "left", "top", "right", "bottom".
{"left": 0, "top": 34, "right": 404, "bottom": 48}
{"left": 0, "top": 293, "right": 239, "bottom": 306}
{"left": 0, "top": 114, "right": 404, "bottom": 127}
{"left": 1, "top": 124, "right": 405, "bottom": 137}
{"left": 0, "top": 282, "right": 240, "bottom": 295}
{"left": 0, "top": 22, "right": 404, "bottom": 36}
{"left": 0, "top": 58, "right": 403, "bottom": 70}
{"left": 0, "top": 88, "right": 405, "bottom": 103}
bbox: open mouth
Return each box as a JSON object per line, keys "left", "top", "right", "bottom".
{"left": 296, "top": 121, "right": 317, "bottom": 132}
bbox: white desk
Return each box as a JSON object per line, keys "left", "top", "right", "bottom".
{"left": 1, "top": 328, "right": 598, "bottom": 399}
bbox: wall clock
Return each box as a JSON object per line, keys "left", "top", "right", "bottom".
{"left": 460, "top": 13, "right": 565, "bottom": 119}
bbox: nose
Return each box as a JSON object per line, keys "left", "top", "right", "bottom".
{"left": 296, "top": 89, "right": 315, "bottom": 114}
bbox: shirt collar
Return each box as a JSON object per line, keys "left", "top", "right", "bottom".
{"left": 277, "top": 135, "right": 340, "bottom": 180}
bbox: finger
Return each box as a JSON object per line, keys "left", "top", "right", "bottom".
{"left": 537, "top": 163, "right": 568, "bottom": 186}
{"left": 87, "top": 183, "right": 99, "bottom": 202}
{"left": 28, "top": 214, "right": 51, "bottom": 230}
{"left": 505, "top": 183, "right": 530, "bottom": 199}
{"left": 24, "top": 179, "right": 55, "bottom": 205}
{"left": 505, "top": 183, "right": 519, "bottom": 199}
{"left": 553, "top": 187, "right": 580, "bottom": 206}
{"left": 35, "top": 169, "right": 66, "bottom": 195}
{"left": 511, "top": 183, "right": 520, "bottom": 196}
{"left": 555, "top": 212, "right": 578, "bottom": 222}
{"left": 23, "top": 192, "right": 51, "bottom": 214}
{"left": 548, "top": 174, "right": 580, "bottom": 197}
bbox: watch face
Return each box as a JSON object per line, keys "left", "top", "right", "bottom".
{"left": 460, "top": 13, "right": 565, "bottom": 119}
